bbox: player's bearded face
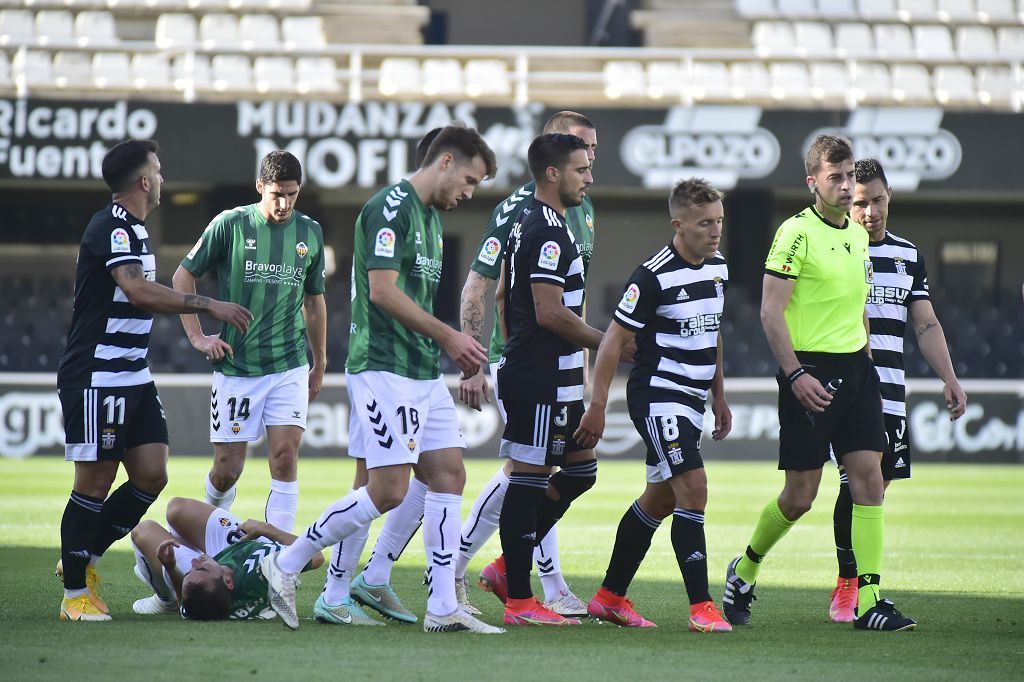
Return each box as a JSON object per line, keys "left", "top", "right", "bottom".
{"left": 557, "top": 149, "right": 593, "bottom": 208}
{"left": 142, "top": 153, "right": 162, "bottom": 210}
{"left": 437, "top": 156, "right": 486, "bottom": 211}
{"left": 851, "top": 178, "right": 891, "bottom": 237}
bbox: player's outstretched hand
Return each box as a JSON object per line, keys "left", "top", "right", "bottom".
{"left": 945, "top": 381, "right": 967, "bottom": 421}
{"left": 156, "top": 539, "right": 180, "bottom": 569}
{"left": 238, "top": 519, "right": 269, "bottom": 542}
{"left": 458, "top": 367, "right": 490, "bottom": 411}
{"left": 791, "top": 373, "right": 831, "bottom": 412}
{"left": 209, "top": 301, "right": 254, "bottom": 334}
{"left": 191, "top": 334, "right": 233, "bottom": 361}
{"left": 574, "top": 406, "right": 605, "bottom": 448}
{"left": 712, "top": 396, "right": 732, "bottom": 441}
{"left": 444, "top": 331, "right": 488, "bottom": 377}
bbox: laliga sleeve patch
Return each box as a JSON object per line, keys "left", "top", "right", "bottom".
{"left": 537, "top": 240, "right": 561, "bottom": 271}
{"left": 186, "top": 236, "right": 203, "bottom": 260}
{"left": 477, "top": 236, "right": 502, "bottom": 266}
{"left": 619, "top": 283, "right": 640, "bottom": 313}
{"left": 374, "top": 228, "right": 396, "bottom": 257}
{"left": 110, "top": 228, "right": 131, "bottom": 254}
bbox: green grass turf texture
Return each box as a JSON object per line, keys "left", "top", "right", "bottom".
{"left": 1, "top": 457, "right": 1022, "bottom": 681}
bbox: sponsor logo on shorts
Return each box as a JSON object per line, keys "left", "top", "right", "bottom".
{"left": 407, "top": 438, "right": 416, "bottom": 452}
{"left": 619, "top": 283, "right": 640, "bottom": 313}
{"left": 110, "top": 228, "right": 131, "bottom": 254}
{"left": 667, "top": 444, "right": 684, "bottom": 465}
{"left": 101, "top": 428, "right": 116, "bottom": 450}
{"left": 894, "top": 457, "right": 907, "bottom": 468}
{"left": 538, "top": 241, "right": 561, "bottom": 271}
{"left": 375, "top": 228, "right": 396, "bottom": 257}
{"left": 477, "top": 237, "right": 502, "bottom": 266}
{"left": 293, "top": 410, "right": 302, "bottom": 419}
{"left": 231, "top": 422, "right": 241, "bottom": 434}
{"left": 220, "top": 517, "right": 231, "bottom": 527}
{"left": 551, "top": 435, "right": 566, "bottom": 456}
{"left": 296, "top": 241, "right": 308, "bottom": 258}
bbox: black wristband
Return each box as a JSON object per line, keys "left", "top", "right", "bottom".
{"left": 786, "top": 367, "right": 807, "bottom": 386}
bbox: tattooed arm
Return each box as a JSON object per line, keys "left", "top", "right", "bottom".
{"left": 457, "top": 270, "right": 495, "bottom": 410}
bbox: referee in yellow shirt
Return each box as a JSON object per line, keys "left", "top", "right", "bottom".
{"left": 722, "top": 135, "right": 916, "bottom": 631}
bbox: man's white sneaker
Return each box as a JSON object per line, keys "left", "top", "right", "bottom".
{"left": 261, "top": 554, "right": 300, "bottom": 629}
{"left": 456, "top": 576, "right": 482, "bottom": 615}
{"left": 544, "top": 589, "right": 589, "bottom": 618}
{"left": 423, "top": 608, "right": 506, "bottom": 634}
{"left": 132, "top": 594, "right": 179, "bottom": 615}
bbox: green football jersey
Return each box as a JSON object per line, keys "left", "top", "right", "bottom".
{"left": 213, "top": 539, "right": 281, "bottom": 620}
{"left": 764, "top": 206, "right": 872, "bottom": 354}
{"left": 469, "top": 181, "right": 596, "bottom": 363}
{"left": 346, "top": 179, "right": 445, "bottom": 380}
{"left": 181, "top": 204, "right": 326, "bottom": 377}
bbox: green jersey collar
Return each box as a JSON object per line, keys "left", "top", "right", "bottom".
{"left": 809, "top": 205, "right": 848, "bottom": 230}
{"left": 250, "top": 203, "right": 296, "bottom": 229}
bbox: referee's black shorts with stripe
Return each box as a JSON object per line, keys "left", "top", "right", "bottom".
{"left": 58, "top": 382, "right": 168, "bottom": 462}
{"left": 777, "top": 351, "right": 885, "bottom": 471}
{"left": 499, "top": 400, "right": 586, "bottom": 467}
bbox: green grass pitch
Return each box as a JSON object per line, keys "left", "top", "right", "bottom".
{"left": 1, "top": 457, "right": 1022, "bottom": 681}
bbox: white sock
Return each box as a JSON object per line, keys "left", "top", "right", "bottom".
{"left": 361, "top": 477, "right": 427, "bottom": 586}
{"left": 277, "top": 487, "right": 380, "bottom": 575}
{"left": 323, "top": 491, "right": 371, "bottom": 605}
{"left": 131, "top": 540, "right": 175, "bottom": 602}
{"left": 535, "top": 526, "right": 569, "bottom": 602}
{"left": 265, "top": 478, "right": 299, "bottom": 532}
{"left": 65, "top": 587, "right": 89, "bottom": 598}
{"left": 205, "top": 473, "right": 236, "bottom": 510}
{"left": 424, "top": 491, "right": 461, "bottom": 617}
{"left": 455, "top": 467, "right": 509, "bottom": 579}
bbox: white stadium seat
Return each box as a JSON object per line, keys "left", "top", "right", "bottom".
{"left": 874, "top": 24, "right": 915, "bottom": 60}
{"left": 131, "top": 52, "right": 172, "bottom": 90}
{"left": 692, "top": 61, "right": 731, "bottom": 101}
{"left": 0, "top": 10, "right": 34, "bottom": 47}
{"left": 0, "top": 51, "right": 10, "bottom": 89}
{"left": 914, "top": 25, "right": 954, "bottom": 59}
{"left": 937, "top": 0, "right": 978, "bottom": 23}
{"left": 997, "top": 27, "right": 1024, "bottom": 59}
{"left": 794, "top": 22, "right": 834, "bottom": 54}
{"left": 851, "top": 62, "right": 893, "bottom": 102}
{"left": 730, "top": 61, "right": 771, "bottom": 99}
{"left": 200, "top": 14, "right": 241, "bottom": 51}
{"left": 421, "top": 58, "right": 463, "bottom": 96}
{"left": 253, "top": 56, "right": 294, "bottom": 93}
{"left": 295, "top": 56, "right": 338, "bottom": 93}
{"left": 211, "top": 54, "right": 252, "bottom": 91}
{"left": 817, "top": 0, "right": 859, "bottom": 19}
{"left": 464, "top": 59, "right": 510, "bottom": 97}
{"left": 736, "top": 0, "right": 779, "bottom": 20}
{"left": 975, "top": 0, "right": 1017, "bottom": 24}
{"left": 378, "top": 57, "right": 420, "bottom": 96}
{"left": 603, "top": 60, "right": 646, "bottom": 98}
{"left": 858, "top": 0, "right": 899, "bottom": 21}
{"left": 35, "top": 10, "right": 74, "bottom": 46}
{"left": 976, "top": 65, "right": 1016, "bottom": 107}
{"left": 898, "top": 0, "right": 940, "bottom": 23}
{"left": 891, "top": 64, "right": 933, "bottom": 102}
{"left": 777, "top": 0, "right": 817, "bottom": 18}
{"left": 752, "top": 21, "right": 795, "bottom": 55}
{"left": 12, "top": 48, "right": 52, "bottom": 88}
{"left": 934, "top": 65, "right": 976, "bottom": 105}
{"left": 53, "top": 51, "right": 92, "bottom": 88}
{"left": 835, "top": 23, "right": 875, "bottom": 58}
{"left": 769, "top": 62, "right": 813, "bottom": 101}
{"left": 956, "top": 26, "right": 999, "bottom": 60}
{"left": 810, "top": 62, "right": 852, "bottom": 101}
{"left": 281, "top": 16, "right": 325, "bottom": 50}
{"left": 187, "top": 0, "right": 232, "bottom": 9}
{"left": 92, "top": 51, "right": 131, "bottom": 89}
{"left": 238, "top": 14, "right": 280, "bottom": 50}
{"left": 75, "top": 11, "right": 119, "bottom": 47}
{"left": 173, "top": 52, "right": 210, "bottom": 92}
{"left": 646, "top": 60, "right": 684, "bottom": 99}
{"left": 155, "top": 14, "right": 197, "bottom": 49}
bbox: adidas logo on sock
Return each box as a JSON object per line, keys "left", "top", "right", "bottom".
{"left": 895, "top": 457, "right": 906, "bottom": 468}
{"left": 685, "top": 551, "right": 706, "bottom": 563}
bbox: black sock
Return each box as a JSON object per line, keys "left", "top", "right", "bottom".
{"left": 499, "top": 473, "right": 549, "bottom": 600}
{"left": 672, "top": 508, "right": 711, "bottom": 605}
{"left": 61, "top": 491, "right": 103, "bottom": 590}
{"left": 90, "top": 483, "right": 158, "bottom": 558}
{"left": 535, "top": 459, "right": 597, "bottom": 544}
{"left": 602, "top": 500, "right": 662, "bottom": 596}
{"left": 834, "top": 477, "right": 858, "bottom": 579}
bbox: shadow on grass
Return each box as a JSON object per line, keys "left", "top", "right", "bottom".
{"left": 2, "top": 548, "right": 1021, "bottom": 682}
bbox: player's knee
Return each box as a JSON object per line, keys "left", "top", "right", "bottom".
{"left": 210, "top": 466, "right": 241, "bottom": 490}
{"left": 131, "top": 519, "right": 159, "bottom": 545}
{"left": 550, "top": 460, "right": 598, "bottom": 502}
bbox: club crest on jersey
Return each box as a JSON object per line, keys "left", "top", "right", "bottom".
{"left": 101, "top": 428, "right": 116, "bottom": 450}
{"left": 585, "top": 214, "right": 594, "bottom": 231}
{"left": 538, "top": 241, "right": 561, "bottom": 271}
{"left": 110, "top": 228, "right": 131, "bottom": 253}
{"left": 864, "top": 260, "right": 874, "bottom": 284}
{"left": 620, "top": 283, "right": 640, "bottom": 313}
{"left": 714, "top": 277, "right": 724, "bottom": 297}
{"left": 478, "top": 237, "right": 502, "bottom": 266}
{"left": 296, "top": 241, "right": 308, "bottom": 258}
{"left": 893, "top": 257, "right": 907, "bottom": 276}
{"left": 375, "top": 228, "right": 396, "bottom": 257}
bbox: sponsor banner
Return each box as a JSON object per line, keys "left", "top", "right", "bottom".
{"left": 2, "top": 376, "right": 1021, "bottom": 462}
{"left": 1, "top": 98, "right": 1022, "bottom": 192}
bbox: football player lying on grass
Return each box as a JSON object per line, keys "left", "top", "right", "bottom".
{"left": 130, "top": 497, "right": 323, "bottom": 620}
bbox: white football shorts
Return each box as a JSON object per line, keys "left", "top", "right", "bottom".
{"left": 210, "top": 365, "right": 308, "bottom": 442}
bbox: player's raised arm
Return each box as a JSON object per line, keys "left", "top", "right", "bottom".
{"left": 170, "top": 264, "right": 242, "bottom": 360}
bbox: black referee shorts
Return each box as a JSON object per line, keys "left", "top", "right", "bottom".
{"left": 777, "top": 351, "right": 885, "bottom": 471}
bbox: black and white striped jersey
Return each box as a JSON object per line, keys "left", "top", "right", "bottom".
{"left": 57, "top": 202, "right": 157, "bottom": 389}
{"left": 866, "top": 231, "right": 929, "bottom": 417}
{"left": 497, "top": 199, "right": 586, "bottom": 404}
{"left": 613, "top": 244, "right": 727, "bottom": 429}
